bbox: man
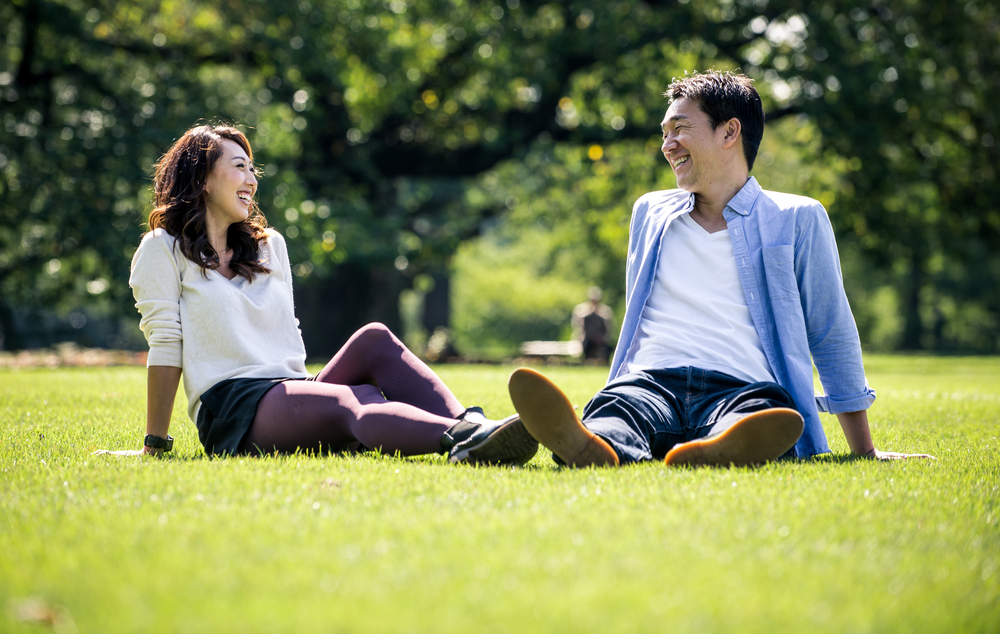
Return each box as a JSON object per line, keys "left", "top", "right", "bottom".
{"left": 572, "top": 286, "right": 615, "bottom": 363}
{"left": 507, "top": 70, "right": 930, "bottom": 467}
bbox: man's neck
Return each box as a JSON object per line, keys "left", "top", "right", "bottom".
{"left": 689, "top": 174, "right": 750, "bottom": 233}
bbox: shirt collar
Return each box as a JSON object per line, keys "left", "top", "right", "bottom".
{"left": 725, "top": 176, "right": 762, "bottom": 217}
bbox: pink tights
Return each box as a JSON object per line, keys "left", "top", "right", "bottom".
{"left": 238, "top": 323, "right": 466, "bottom": 456}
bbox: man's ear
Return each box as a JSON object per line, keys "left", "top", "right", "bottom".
{"left": 722, "top": 117, "right": 742, "bottom": 149}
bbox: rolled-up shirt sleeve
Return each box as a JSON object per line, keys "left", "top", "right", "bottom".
{"left": 794, "top": 206, "right": 876, "bottom": 414}
{"left": 129, "top": 231, "right": 183, "bottom": 368}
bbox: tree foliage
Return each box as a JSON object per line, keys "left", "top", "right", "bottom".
{"left": 2, "top": 0, "right": 997, "bottom": 354}
{"left": 737, "top": 0, "right": 1000, "bottom": 350}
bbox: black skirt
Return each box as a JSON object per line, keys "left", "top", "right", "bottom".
{"left": 196, "top": 377, "right": 299, "bottom": 456}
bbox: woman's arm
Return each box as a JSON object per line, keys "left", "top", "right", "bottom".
{"left": 144, "top": 365, "right": 182, "bottom": 455}
{"left": 94, "top": 364, "right": 182, "bottom": 457}
{"left": 94, "top": 232, "right": 187, "bottom": 457}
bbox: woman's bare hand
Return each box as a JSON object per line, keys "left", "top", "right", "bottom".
{"left": 92, "top": 446, "right": 164, "bottom": 457}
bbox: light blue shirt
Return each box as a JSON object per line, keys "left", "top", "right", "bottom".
{"left": 609, "top": 177, "right": 876, "bottom": 457}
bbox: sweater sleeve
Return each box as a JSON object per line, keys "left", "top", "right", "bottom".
{"left": 264, "top": 229, "right": 301, "bottom": 331}
{"left": 129, "top": 230, "right": 183, "bottom": 368}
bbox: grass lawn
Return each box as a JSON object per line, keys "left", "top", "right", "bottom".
{"left": 1, "top": 355, "right": 998, "bottom": 633}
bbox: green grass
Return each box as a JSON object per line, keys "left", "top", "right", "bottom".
{"left": 1, "top": 356, "right": 998, "bottom": 633}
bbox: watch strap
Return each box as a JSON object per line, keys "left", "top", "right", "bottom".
{"left": 144, "top": 434, "right": 174, "bottom": 451}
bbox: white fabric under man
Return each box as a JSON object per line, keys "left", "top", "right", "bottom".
{"left": 625, "top": 212, "right": 775, "bottom": 384}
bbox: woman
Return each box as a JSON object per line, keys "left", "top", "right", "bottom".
{"left": 106, "top": 124, "right": 536, "bottom": 464}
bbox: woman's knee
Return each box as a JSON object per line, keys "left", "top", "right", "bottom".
{"left": 351, "top": 322, "right": 403, "bottom": 354}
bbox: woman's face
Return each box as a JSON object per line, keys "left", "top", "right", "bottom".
{"left": 203, "top": 138, "right": 257, "bottom": 229}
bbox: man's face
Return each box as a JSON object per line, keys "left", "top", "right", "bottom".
{"left": 660, "top": 97, "right": 729, "bottom": 194}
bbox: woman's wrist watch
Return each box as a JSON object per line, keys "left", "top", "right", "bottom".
{"left": 144, "top": 434, "right": 173, "bottom": 452}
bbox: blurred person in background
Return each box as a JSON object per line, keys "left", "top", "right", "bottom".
{"left": 572, "top": 286, "right": 615, "bottom": 364}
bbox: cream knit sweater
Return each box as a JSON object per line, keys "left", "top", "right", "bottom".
{"left": 129, "top": 228, "right": 310, "bottom": 422}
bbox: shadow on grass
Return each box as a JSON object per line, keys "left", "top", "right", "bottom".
{"left": 805, "top": 453, "right": 880, "bottom": 465}
{"left": 138, "top": 447, "right": 881, "bottom": 471}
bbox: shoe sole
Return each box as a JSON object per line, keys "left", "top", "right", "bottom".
{"left": 449, "top": 415, "right": 539, "bottom": 466}
{"left": 508, "top": 368, "right": 618, "bottom": 468}
{"left": 664, "top": 407, "right": 804, "bottom": 467}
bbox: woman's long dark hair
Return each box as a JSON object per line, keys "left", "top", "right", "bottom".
{"left": 147, "top": 124, "right": 269, "bottom": 281}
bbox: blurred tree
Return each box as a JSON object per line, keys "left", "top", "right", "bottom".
{"left": 2, "top": 0, "right": 997, "bottom": 354}
{"left": 455, "top": 0, "right": 1000, "bottom": 354}
{"left": 710, "top": 0, "right": 1000, "bottom": 350}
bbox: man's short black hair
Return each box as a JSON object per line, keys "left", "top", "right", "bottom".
{"left": 664, "top": 70, "right": 765, "bottom": 172}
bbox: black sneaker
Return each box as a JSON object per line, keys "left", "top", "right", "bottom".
{"left": 442, "top": 407, "right": 539, "bottom": 466}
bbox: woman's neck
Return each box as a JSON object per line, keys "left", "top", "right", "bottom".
{"left": 206, "top": 224, "right": 236, "bottom": 279}
{"left": 204, "top": 215, "right": 231, "bottom": 257}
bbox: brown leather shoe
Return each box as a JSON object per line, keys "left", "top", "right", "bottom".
{"left": 508, "top": 368, "right": 619, "bottom": 468}
{"left": 664, "top": 407, "right": 804, "bottom": 467}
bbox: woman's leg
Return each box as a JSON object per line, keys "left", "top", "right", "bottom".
{"left": 313, "top": 323, "right": 464, "bottom": 419}
{"left": 239, "top": 380, "right": 455, "bottom": 456}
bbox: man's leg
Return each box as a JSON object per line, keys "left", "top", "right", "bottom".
{"left": 508, "top": 368, "right": 687, "bottom": 467}
{"left": 664, "top": 373, "right": 803, "bottom": 467}
{"left": 508, "top": 368, "right": 619, "bottom": 467}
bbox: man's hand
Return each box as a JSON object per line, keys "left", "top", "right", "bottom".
{"left": 837, "top": 410, "right": 935, "bottom": 460}
{"left": 866, "top": 448, "right": 936, "bottom": 460}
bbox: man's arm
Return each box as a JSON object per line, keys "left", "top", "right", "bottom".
{"left": 836, "top": 410, "right": 935, "bottom": 460}
{"left": 792, "top": 204, "right": 933, "bottom": 459}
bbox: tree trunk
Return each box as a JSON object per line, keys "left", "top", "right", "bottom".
{"left": 421, "top": 272, "right": 451, "bottom": 334}
{"left": 0, "top": 299, "right": 25, "bottom": 351}
{"left": 294, "top": 262, "right": 406, "bottom": 361}
{"left": 900, "top": 248, "right": 925, "bottom": 350}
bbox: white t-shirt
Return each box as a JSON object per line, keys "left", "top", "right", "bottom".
{"left": 625, "top": 212, "right": 775, "bottom": 384}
